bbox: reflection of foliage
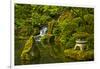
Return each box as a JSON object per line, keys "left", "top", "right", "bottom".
{"left": 21, "top": 36, "right": 40, "bottom": 64}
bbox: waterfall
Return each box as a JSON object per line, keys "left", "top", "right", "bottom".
{"left": 40, "top": 26, "right": 47, "bottom": 36}
{"left": 34, "top": 26, "right": 47, "bottom": 42}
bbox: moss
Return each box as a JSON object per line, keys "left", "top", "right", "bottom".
{"left": 21, "top": 35, "right": 34, "bottom": 61}
{"left": 64, "top": 49, "right": 94, "bottom": 61}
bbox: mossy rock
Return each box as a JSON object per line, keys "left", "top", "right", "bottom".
{"left": 64, "top": 49, "right": 94, "bottom": 61}
{"left": 21, "top": 35, "right": 35, "bottom": 61}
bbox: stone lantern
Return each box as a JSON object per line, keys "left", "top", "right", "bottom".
{"left": 74, "top": 39, "right": 88, "bottom": 51}
{"left": 73, "top": 32, "right": 89, "bottom": 51}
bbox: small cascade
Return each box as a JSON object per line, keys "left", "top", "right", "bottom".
{"left": 34, "top": 26, "right": 47, "bottom": 42}
{"left": 40, "top": 26, "right": 47, "bottom": 36}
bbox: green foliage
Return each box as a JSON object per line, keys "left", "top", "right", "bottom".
{"left": 66, "top": 37, "right": 76, "bottom": 49}
{"left": 73, "top": 32, "right": 89, "bottom": 40}
{"left": 60, "top": 34, "right": 68, "bottom": 45}
{"left": 53, "top": 27, "right": 61, "bottom": 36}
{"left": 15, "top": 4, "right": 94, "bottom": 65}
{"left": 87, "top": 34, "right": 94, "bottom": 49}
{"left": 48, "top": 20, "right": 55, "bottom": 34}
{"left": 40, "top": 35, "right": 48, "bottom": 45}
{"left": 84, "top": 14, "right": 94, "bottom": 24}
{"left": 33, "top": 27, "right": 40, "bottom": 35}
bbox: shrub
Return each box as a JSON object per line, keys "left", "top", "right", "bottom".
{"left": 86, "top": 34, "right": 94, "bottom": 49}
{"left": 73, "top": 32, "right": 89, "bottom": 40}
{"left": 53, "top": 28, "right": 61, "bottom": 36}
{"left": 66, "top": 37, "right": 76, "bottom": 49}
{"left": 33, "top": 27, "right": 40, "bottom": 35}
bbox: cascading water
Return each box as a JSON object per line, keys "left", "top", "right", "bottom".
{"left": 40, "top": 26, "right": 47, "bottom": 36}
{"left": 34, "top": 26, "right": 47, "bottom": 42}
